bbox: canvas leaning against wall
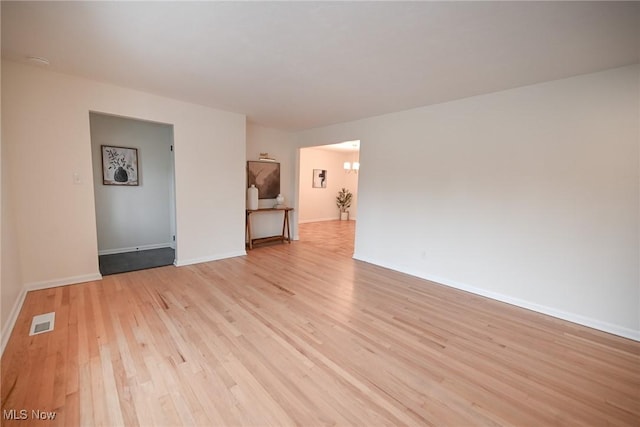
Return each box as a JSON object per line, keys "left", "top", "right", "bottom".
{"left": 102, "top": 145, "right": 139, "bottom": 186}
{"left": 247, "top": 161, "right": 280, "bottom": 199}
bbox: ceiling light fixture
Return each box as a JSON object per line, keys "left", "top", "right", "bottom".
{"left": 344, "top": 161, "right": 360, "bottom": 174}
{"left": 26, "top": 56, "right": 50, "bottom": 66}
{"left": 343, "top": 140, "right": 361, "bottom": 173}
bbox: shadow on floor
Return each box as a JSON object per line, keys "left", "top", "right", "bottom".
{"left": 99, "top": 247, "right": 175, "bottom": 276}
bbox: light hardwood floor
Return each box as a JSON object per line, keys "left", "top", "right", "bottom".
{"left": 2, "top": 220, "right": 639, "bottom": 426}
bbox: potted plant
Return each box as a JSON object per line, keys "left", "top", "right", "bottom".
{"left": 336, "top": 188, "right": 352, "bottom": 220}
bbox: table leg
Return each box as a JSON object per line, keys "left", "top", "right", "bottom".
{"left": 246, "top": 212, "right": 253, "bottom": 250}
{"left": 285, "top": 210, "right": 291, "bottom": 243}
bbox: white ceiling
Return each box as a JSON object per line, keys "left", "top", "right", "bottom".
{"left": 2, "top": 1, "right": 639, "bottom": 131}
{"left": 318, "top": 140, "right": 360, "bottom": 153}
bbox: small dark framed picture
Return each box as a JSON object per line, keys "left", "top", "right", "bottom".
{"left": 313, "top": 169, "right": 327, "bottom": 188}
{"left": 102, "top": 145, "right": 139, "bottom": 186}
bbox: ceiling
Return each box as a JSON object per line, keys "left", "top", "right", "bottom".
{"left": 2, "top": 2, "right": 639, "bottom": 131}
{"left": 318, "top": 140, "right": 360, "bottom": 153}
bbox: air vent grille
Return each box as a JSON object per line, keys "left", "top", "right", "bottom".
{"left": 29, "top": 312, "right": 55, "bottom": 336}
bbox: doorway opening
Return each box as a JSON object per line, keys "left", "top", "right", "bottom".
{"left": 89, "top": 112, "right": 177, "bottom": 275}
{"left": 297, "top": 140, "right": 360, "bottom": 257}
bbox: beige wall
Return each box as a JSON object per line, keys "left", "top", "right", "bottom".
{"left": 1, "top": 31, "right": 27, "bottom": 351}
{"left": 0, "top": 153, "right": 22, "bottom": 352}
{"left": 1, "top": 61, "right": 247, "bottom": 350}
{"left": 298, "top": 147, "right": 359, "bottom": 222}
{"left": 297, "top": 65, "right": 640, "bottom": 339}
{"left": 246, "top": 123, "right": 298, "bottom": 239}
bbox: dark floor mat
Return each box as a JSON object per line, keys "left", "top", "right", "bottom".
{"left": 99, "top": 247, "right": 175, "bottom": 276}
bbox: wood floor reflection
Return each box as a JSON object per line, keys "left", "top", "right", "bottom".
{"left": 298, "top": 219, "right": 355, "bottom": 258}
{"left": 2, "top": 219, "right": 639, "bottom": 426}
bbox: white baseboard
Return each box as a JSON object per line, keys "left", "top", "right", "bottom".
{"left": 298, "top": 217, "right": 356, "bottom": 224}
{"left": 175, "top": 250, "right": 247, "bottom": 267}
{"left": 1, "top": 272, "right": 102, "bottom": 355}
{"left": 98, "top": 243, "right": 173, "bottom": 256}
{"left": 352, "top": 253, "right": 640, "bottom": 342}
{"left": 1, "top": 287, "right": 27, "bottom": 356}
{"left": 298, "top": 217, "right": 339, "bottom": 224}
{"left": 24, "top": 273, "right": 103, "bottom": 292}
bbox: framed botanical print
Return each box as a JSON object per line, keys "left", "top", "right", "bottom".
{"left": 102, "top": 145, "right": 139, "bottom": 186}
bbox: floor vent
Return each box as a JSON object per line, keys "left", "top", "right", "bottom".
{"left": 29, "top": 312, "right": 55, "bottom": 336}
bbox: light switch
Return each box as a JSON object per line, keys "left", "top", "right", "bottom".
{"left": 73, "top": 172, "right": 81, "bottom": 184}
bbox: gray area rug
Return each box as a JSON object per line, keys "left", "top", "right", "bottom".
{"left": 99, "top": 247, "right": 175, "bottom": 276}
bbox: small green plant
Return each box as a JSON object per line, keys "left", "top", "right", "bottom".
{"left": 336, "top": 188, "right": 352, "bottom": 212}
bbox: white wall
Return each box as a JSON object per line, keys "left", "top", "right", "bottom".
{"left": 246, "top": 123, "right": 298, "bottom": 239}
{"left": 1, "top": 24, "right": 27, "bottom": 351}
{"left": 297, "top": 65, "right": 640, "bottom": 340}
{"left": 298, "top": 147, "right": 359, "bottom": 222}
{"left": 344, "top": 156, "right": 359, "bottom": 219}
{"left": 2, "top": 58, "right": 637, "bottom": 347}
{"left": 90, "top": 113, "right": 174, "bottom": 254}
{"left": 2, "top": 60, "right": 246, "bottom": 309}
{"left": 0, "top": 146, "right": 23, "bottom": 352}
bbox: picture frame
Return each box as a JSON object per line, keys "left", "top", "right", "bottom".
{"left": 312, "top": 169, "right": 327, "bottom": 188}
{"left": 102, "top": 145, "right": 139, "bottom": 186}
{"left": 247, "top": 161, "right": 280, "bottom": 199}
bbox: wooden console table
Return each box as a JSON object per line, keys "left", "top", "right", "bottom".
{"left": 246, "top": 207, "right": 293, "bottom": 250}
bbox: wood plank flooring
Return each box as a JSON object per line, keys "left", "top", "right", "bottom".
{"left": 2, "top": 220, "right": 639, "bottom": 426}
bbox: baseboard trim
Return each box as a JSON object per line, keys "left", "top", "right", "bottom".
{"left": 352, "top": 253, "right": 640, "bottom": 342}
{"left": 1, "top": 287, "right": 27, "bottom": 356}
{"left": 24, "top": 273, "right": 103, "bottom": 292}
{"left": 98, "top": 243, "right": 173, "bottom": 256}
{"left": 299, "top": 218, "right": 356, "bottom": 224}
{"left": 1, "top": 272, "right": 103, "bottom": 355}
{"left": 175, "top": 251, "right": 247, "bottom": 267}
{"left": 298, "top": 217, "right": 339, "bottom": 224}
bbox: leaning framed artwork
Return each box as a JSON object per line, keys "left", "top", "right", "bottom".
{"left": 247, "top": 161, "right": 280, "bottom": 199}
{"left": 312, "top": 169, "right": 327, "bottom": 188}
{"left": 102, "top": 145, "right": 139, "bottom": 186}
